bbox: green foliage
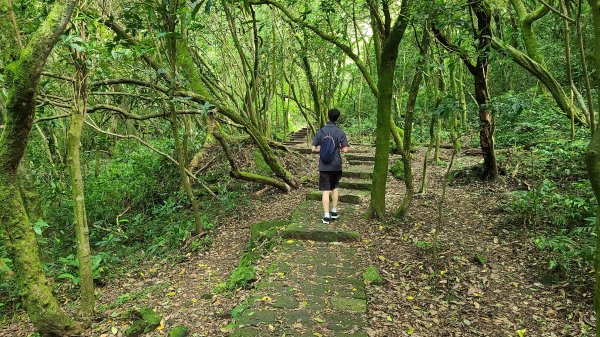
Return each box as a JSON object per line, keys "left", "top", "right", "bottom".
{"left": 363, "top": 266, "right": 383, "bottom": 286}
{"left": 390, "top": 160, "right": 405, "bottom": 180}
{"left": 534, "top": 223, "right": 597, "bottom": 271}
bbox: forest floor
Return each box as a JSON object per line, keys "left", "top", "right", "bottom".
{"left": 1, "top": 146, "right": 595, "bottom": 337}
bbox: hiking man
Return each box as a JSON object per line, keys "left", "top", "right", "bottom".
{"left": 311, "top": 108, "right": 349, "bottom": 224}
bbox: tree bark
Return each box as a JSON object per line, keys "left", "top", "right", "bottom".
{"left": 395, "top": 27, "right": 430, "bottom": 218}
{"left": 67, "top": 33, "right": 95, "bottom": 321}
{"left": 0, "top": 0, "right": 83, "bottom": 335}
{"left": 585, "top": 1, "right": 600, "bottom": 336}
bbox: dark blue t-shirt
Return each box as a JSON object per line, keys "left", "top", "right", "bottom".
{"left": 312, "top": 122, "right": 349, "bottom": 171}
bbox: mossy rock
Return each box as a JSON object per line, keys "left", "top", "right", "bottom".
{"left": 228, "top": 265, "right": 256, "bottom": 289}
{"left": 390, "top": 160, "right": 405, "bottom": 180}
{"left": 250, "top": 220, "right": 288, "bottom": 243}
{"left": 168, "top": 325, "right": 189, "bottom": 337}
{"left": 125, "top": 307, "right": 162, "bottom": 337}
{"left": 363, "top": 266, "right": 383, "bottom": 285}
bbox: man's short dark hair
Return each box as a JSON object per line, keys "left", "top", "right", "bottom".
{"left": 328, "top": 108, "right": 341, "bottom": 122}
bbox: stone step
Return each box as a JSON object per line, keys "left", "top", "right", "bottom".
{"left": 281, "top": 223, "right": 360, "bottom": 242}
{"left": 283, "top": 140, "right": 305, "bottom": 146}
{"left": 346, "top": 154, "right": 375, "bottom": 162}
{"left": 348, "top": 160, "right": 374, "bottom": 167}
{"left": 305, "top": 189, "right": 369, "bottom": 205}
{"left": 344, "top": 166, "right": 373, "bottom": 179}
{"left": 339, "top": 178, "right": 372, "bottom": 191}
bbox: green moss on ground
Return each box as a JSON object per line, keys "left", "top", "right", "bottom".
{"left": 390, "top": 160, "right": 405, "bottom": 180}
{"left": 125, "top": 307, "right": 162, "bottom": 337}
{"left": 363, "top": 265, "right": 383, "bottom": 285}
{"left": 168, "top": 325, "right": 189, "bottom": 337}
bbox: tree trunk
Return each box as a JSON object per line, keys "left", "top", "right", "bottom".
{"left": 0, "top": 0, "right": 83, "bottom": 335}
{"left": 585, "top": 1, "right": 600, "bottom": 336}
{"left": 368, "top": 54, "right": 396, "bottom": 218}
{"left": 67, "top": 48, "right": 95, "bottom": 322}
{"left": 395, "top": 27, "right": 430, "bottom": 218}
{"left": 17, "top": 156, "right": 43, "bottom": 222}
{"left": 473, "top": 66, "right": 498, "bottom": 179}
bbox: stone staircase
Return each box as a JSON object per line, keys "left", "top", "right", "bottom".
{"left": 229, "top": 136, "right": 375, "bottom": 337}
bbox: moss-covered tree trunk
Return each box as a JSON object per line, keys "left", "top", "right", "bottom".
{"left": 67, "top": 39, "right": 95, "bottom": 321}
{"left": 366, "top": 0, "right": 411, "bottom": 219}
{"left": 585, "top": 1, "right": 600, "bottom": 335}
{"left": 164, "top": 7, "right": 204, "bottom": 236}
{"left": 17, "top": 156, "right": 43, "bottom": 222}
{"left": 396, "top": 27, "right": 430, "bottom": 218}
{"left": 0, "top": 0, "right": 83, "bottom": 335}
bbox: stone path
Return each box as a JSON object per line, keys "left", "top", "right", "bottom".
{"left": 230, "top": 129, "right": 375, "bottom": 337}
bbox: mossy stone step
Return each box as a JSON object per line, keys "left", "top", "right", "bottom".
{"left": 348, "top": 160, "right": 374, "bottom": 167}
{"left": 305, "top": 189, "right": 369, "bottom": 204}
{"left": 339, "top": 179, "right": 371, "bottom": 191}
{"left": 344, "top": 166, "right": 373, "bottom": 179}
{"left": 346, "top": 154, "right": 375, "bottom": 161}
{"left": 281, "top": 222, "right": 359, "bottom": 242}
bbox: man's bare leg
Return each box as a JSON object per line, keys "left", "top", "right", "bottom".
{"left": 332, "top": 188, "right": 339, "bottom": 211}
{"left": 322, "top": 191, "right": 330, "bottom": 216}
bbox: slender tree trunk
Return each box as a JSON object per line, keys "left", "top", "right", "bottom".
{"left": 396, "top": 27, "right": 430, "bottom": 218}
{"left": 67, "top": 44, "right": 95, "bottom": 322}
{"left": 0, "top": 0, "right": 82, "bottom": 335}
{"left": 577, "top": 0, "right": 595, "bottom": 132}
{"left": 560, "top": 0, "right": 575, "bottom": 140}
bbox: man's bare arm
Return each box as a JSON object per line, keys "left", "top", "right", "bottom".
{"left": 312, "top": 146, "right": 320, "bottom": 153}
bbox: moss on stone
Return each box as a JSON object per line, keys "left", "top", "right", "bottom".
{"left": 250, "top": 220, "right": 288, "bottom": 243}
{"left": 125, "top": 307, "right": 162, "bottom": 337}
{"left": 168, "top": 325, "right": 189, "bottom": 337}
{"left": 363, "top": 266, "right": 384, "bottom": 285}
{"left": 330, "top": 297, "right": 367, "bottom": 313}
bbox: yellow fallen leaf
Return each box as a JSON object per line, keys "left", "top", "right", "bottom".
{"left": 386, "top": 315, "right": 393, "bottom": 322}
{"left": 406, "top": 327, "right": 414, "bottom": 334}
{"left": 440, "top": 270, "right": 447, "bottom": 276}
{"left": 286, "top": 240, "right": 295, "bottom": 244}
{"left": 313, "top": 317, "right": 325, "bottom": 323}
{"left": 378, "top": 255, "right": 386, "bottom": 261}
{"left": 516, "top": 329, "right": 527, "bottom": 337}
{"left": 313, "top": 333, "right": 323, "bottom": 337}
{"left": 156, "top": 319, "right": 165, "bottom": 330}
{"left": 379, "top": 225, "right": 384, "bottom": 230}
{"left": 111, "top": 326, "right": 118, "bottom": 335}
{"left": 393, "top": 261, "right": 400, "bottom": 267}
{"left": 268, "top": 324, "right": 275, "bottom": 331}
{"left": 261, "top": 296, "right": 272, "bottom": 302}
{"left": 406, "top": 296, "right": 414, "bottom": 301}
{"left": 192, "top": 298, "right": 198, "bottom": 303}
{"left": 512, "top": 282, "right": 519, "bottom": 288}
{"left": 166, "top": 292, "right": 176, "bottom": 296}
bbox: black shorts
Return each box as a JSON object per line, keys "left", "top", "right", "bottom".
{"left": 319, "top": 171, "right": 342, "bottom": 191}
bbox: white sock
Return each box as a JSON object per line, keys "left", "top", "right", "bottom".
{"left": 324, "top": 212, "right": 330, "bottom": 218}
{"left": 331, "top": 208, "right": 337, "bottom": 213}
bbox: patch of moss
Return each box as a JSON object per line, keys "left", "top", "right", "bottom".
{"left": 250, "top": 220, "right": 288, "bottom": 244}
{"left": 125, "top": 307, "right": 161, "bottom": 337}
{"left": 363, "top": 266, "right": 383, "bottom": 286}
{"left": 168, "top": 325, "right": 189, "bottom": 337}
{"left": 390, "top": 160, "right": 405, "bottom": 180}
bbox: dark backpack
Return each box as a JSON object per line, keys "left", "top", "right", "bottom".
{"left": 320, "top": 133, "right": 337, "bottom": 164}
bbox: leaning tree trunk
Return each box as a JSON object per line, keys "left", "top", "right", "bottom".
{"left": 585, "top": 1, "right": 600, "bottom": 335}
{"left": 0, "top": 0, "right": 83, "bottom": 335}
{"left": 67, "top": 46, "right": 95, "bottom": 321}
{"left": 396, "top": 27, "right": 430, "bottom": 218}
